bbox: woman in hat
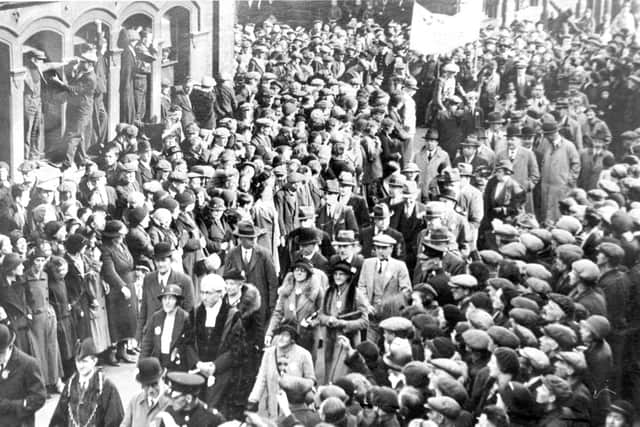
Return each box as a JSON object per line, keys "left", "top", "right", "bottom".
{"left": 316, "top": 261, "right": 369, "bottom": 384}
{"left": 0, "top": 253, "right": 39, "bottom": 357}
{"left": 265, "top": 258, "right": 323, "bottom": 352}
{"left": 248, "top": 319, "right": 316, "bottom": 418}
{"left": 24, "top": 247, "right": 64, "bottom": 393}
{"left": 252, "top": 170, "right": 281, "bottom": 275}
{"left": 140, "top": 285, "right": 196, "bottom": 370}
{"left": 46, "top": 255, "right": 77, "bottom": 379}
{"left": 101, "top": 220, "right": 137, "bottom": 364}
{"left": 175, "top": 190, "right": 206, "bottom": 279}
{"left": 125, "top": 205, "right": 154, "bottom": 271}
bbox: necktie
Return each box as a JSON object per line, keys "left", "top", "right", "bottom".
{"left": 243, "top": 250, "right": 250, "bottom": 264}
{"left": 377, "top": 261, "right": 383, "bottom": 274}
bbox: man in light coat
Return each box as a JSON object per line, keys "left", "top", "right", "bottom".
{"left": 121, "top": 357, "right": 170, "bottom": 427}
{"left": 412, "top": 128, "right": 450, "bottom": 203}
{"left": 536, "top": 120, "right": 581, "bottom": 224}
{"left": 358, "top": 234, "right": 411, "bottom": 345}
{"left": 496, "top": 125, "right": 540, "bottom": 214}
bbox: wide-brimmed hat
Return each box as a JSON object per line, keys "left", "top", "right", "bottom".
{"left": 495, "top": 159, "right": 514, "bottom": 174}
{"left": 234, "top": 221, "right": 261, "bottom": 238}
{"left": 371, "top": 203, "right": 391, "bottom": 219}
{"left": 423, "top": 227, "right": 451, "bottom": 252}
{"left": 298, "top": 227, "right": 320, "bottom": 246}
{"left": 103, "top": 220, "right": 126, "bottom": 238}
{"left": 332, "top": 229, "right": 357, "bottom": 246}
{"left": 158, "top": 284, "right": 183, "bottom": 300}
{"left": 461, "top": 135, "right": 480, "bottom": 147}
{"left": 136, "top": 357, "right": 164, "bottom": 385}
{"left": 74, "top": 338, "right": 98, "bottom": 360}
{"left": 423, "top": 128, "right": 439, "bottom": 141}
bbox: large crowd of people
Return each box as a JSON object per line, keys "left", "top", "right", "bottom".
{"left": 3, "top": 0, "right": 640, "bottom": 426}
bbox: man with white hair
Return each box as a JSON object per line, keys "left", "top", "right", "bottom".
{"left": 190, "top": 273, "right": 247, "bottom": 418}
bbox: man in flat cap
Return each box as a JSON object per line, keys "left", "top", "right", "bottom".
{"left": 358, "top": 233, "right": 411, "bottom": 343}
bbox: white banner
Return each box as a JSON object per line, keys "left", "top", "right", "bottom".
{"left": 409, "top": 0, "right": 482, "bottom": 55}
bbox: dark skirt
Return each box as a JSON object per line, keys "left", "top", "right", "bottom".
{"left": 105, "top": 282, "right": 137, "bottom": 342}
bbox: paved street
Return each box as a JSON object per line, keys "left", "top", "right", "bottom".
{"left": 36, "top": 363, "right": 139, "bottom": 426}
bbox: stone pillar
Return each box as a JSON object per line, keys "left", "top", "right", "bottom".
{"left": 213, "top": 0, "right": 236, "bottom": 77}
{"left": 8, "top": 68, "right": 25, "bottom": 176}
{"left": 107, "top": 48, "right": 122, "bottom": 141}
{"left": 149, "top": 41, "right": 162, "bottom": 122}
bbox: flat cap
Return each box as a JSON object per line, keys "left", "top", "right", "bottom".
{"left": 551, "top": 228, "right": 575, "bottom": 244}
{"left": 524, "top": 280, "right": 550, "bottom": 298}
{"left": 487, "top": 325, "right": 520, "bottom": 349}
{"left": 429, "top": 358, "right": 465, "bottom": 379}
{"left": 556, "top": 244, "right": 584, "bottom": 265}
{"left": 525, "top": 263, "right": 552, "bottom": 281}
{"left": 555, "top": 216, "right": 583, "bottom": 235}
{"left": 372, "top": 234, "right": 397, "bottom": 247}
{"left": 596, "top": 242, "right": 625, "bottom": 262}
{"left": 555, "top": 351, "right": 587, "bottom": 372}
{"left": 518, "top": 347, "right": 550, "bottom": 370}
{"left": 511, "top": 296, "right": 540, "bottom": 313}
{"left": 543, "top": 323, "right": 577, "bottom": 349}
{"left": 493, "top": 222, "right": 519, "bottom": 238}
{"left": 509, "top": 308, "right": 539, "bottom": 329}
{"left": 425, "top": 396, "right": 461, "bottom": 419}
{"left": 479, "top": 249, "right": 503, "bottom": 265}
{"left": 379, "top": 316, "right": 413, "bottom": 332}
{"left": 571, "top": 259, "right": 600, "bottom": 282}
{"left": 462, "top": 328, "right": 491, "bottom": 351}
{"left": 449, "top": 274, "right": 478, "bottom": 288}
{"left": 467, "top": 309, "right": 494, "bottom": 330}
{"left": 520, "top": 233, "right": 544, "bottom": 253}
{"left": 499, "top": 242, "right": 527, "bottom": 259}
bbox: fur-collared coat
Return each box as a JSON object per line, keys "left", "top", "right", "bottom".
{"left": 266, "top": 271, "right": 324, "bottom": 352}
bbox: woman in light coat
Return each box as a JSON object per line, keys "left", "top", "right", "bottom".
{"left": 315, "top": 261, "right": 368, "bottom": 384}
{"left": 265, "top": 258, "right": 323, "bottom": 353}
{"left": 248, "top": 320, "right": 316, "bottom": 418}
{"left": 252, "top": 170, "right": 281, "bottom": 275}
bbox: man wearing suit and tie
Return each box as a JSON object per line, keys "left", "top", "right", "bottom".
{"left": 0, "top": 323, "right": 46, "bottom": 427}
{"left": 329, "top": 230, "right": 364, "bottom": 284}
{"left": 478, "top": 160, "right": 526, "bottom": 249}
{"left": 338, "top": 172, "right": 370, "bottom": 230}
{"left": 316, "top": 179, "right": 358, "bottom": 241}
{"left": 136, "top": 242, "right": 195, "bottom": 342}
{"left": 359, "top": 203, "right": 406, "bottom": 261}
{"left": 453, "top": 135, "right": 490, "bottom": 173}
{"left": 140, "top": 285, "right": 196, "bottom": 370}
{"left": 357, "top": 234, "right": 411, "bottom": 345}
{"left": 293, "top": 227, "right": 329, "bottom": 274}
{"left": 496, "top": 125, "right": 540, "bottom": 214}
{"left": 508, "top": 59, "right": 534, "bottom": 103}
{"left": 412, "top": 128, "right": 450, "bottom": 203}
{"left": 389, "top": 181, "right": 426, "bottom": 273}
{"left": 223, "top": 221, "right": 278, "bottom": 325}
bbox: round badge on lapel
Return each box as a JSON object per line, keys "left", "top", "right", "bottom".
{"left": 154, "top": 326, "right": 161, "bottom": 336}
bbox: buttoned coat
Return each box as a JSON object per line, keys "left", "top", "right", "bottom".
{"left": 136, "top": 269, "right": 195, "bottom": 341}
{"left": 0, "top": 347, "right": 46, "bottom": 427}
{"left": 315, "top": 202, "right": 358, "bottom": 241}
{"left": 357, "top": 257, "right": 411, "bottom": 314}
{"left": 411, "top": 145, "right": 450, "bottom": 202}
{"left": 496, "top": 146, "right": 540, "bottom": 213}
{"left": 223, "top": 245, "right": 278, "bottom": 324}
{"left": 140, "top": 307, "right": 197, "bottom": 370}
{"left": 101, "top": 241, "right": 137, "bottom": 342}
{"left": 121, "top": 391, "right": 170, "bottom": 427}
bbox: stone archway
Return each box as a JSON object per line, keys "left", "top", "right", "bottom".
{"left": 24, "top": 30, "right": 65, "bottom": 158}
{"left": 162, "top": 6, "right": 191, "bottom": 85}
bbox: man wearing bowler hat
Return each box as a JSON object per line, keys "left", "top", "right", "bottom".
{"left": 412, "top": 128, "right": 451, "bottom": 203}
{"left": 536, "top": 119, "right": 581, "bottom": 223}
{"left": 223, "top": 220, "right": 278, "bottom": 324}
{"left": 390, "top": 181, "right": 427, "bottom": 272}
{"left": 329, "top": 229, "right": 364, "bottom": 283}
{"left": 453, "top": 135, "right": 490, "bottom": 173}
{"left": 122, "top": 357, "right": 170, "bottom": 427}
{"left": 496, "top": 124, "right": 540, "bottom": 214}
{"left": 316, "top": 179, "right": 358, "bottom": 241}
{"left": 479, "top": 159, "right": 526, "bottom": 249}
{"left": 359, "top": 203, "right": 405, "bottom": 260}
{"left": 0, "top": 323, "right": 46, "bottom": 427}
{"left": 137, "top": 242, "right": 195, "bottom": 342}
